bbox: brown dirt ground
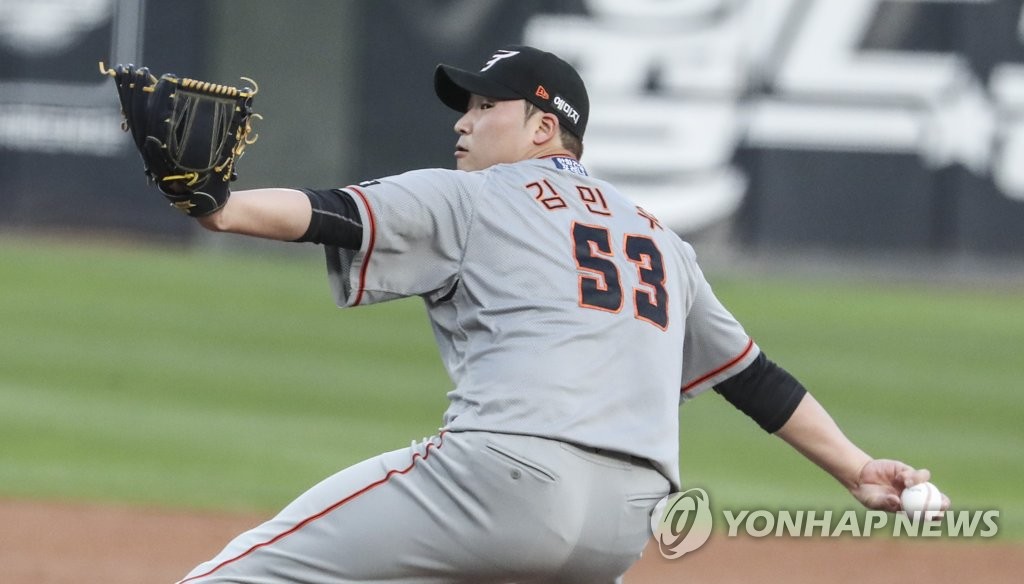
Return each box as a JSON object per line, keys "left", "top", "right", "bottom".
{"left": 1, "top": 499, "right": 1020, "bottom": 583}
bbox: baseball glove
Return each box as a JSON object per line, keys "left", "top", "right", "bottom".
{"left": 100, "top": 62, "right": 261, "bottom": 216}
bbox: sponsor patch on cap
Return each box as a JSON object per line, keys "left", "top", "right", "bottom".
{"left": 535, "top": 85, "right": 550, "bottom": 99}
{"left": 552, "top": 95, "right": 581, "bottom": 125}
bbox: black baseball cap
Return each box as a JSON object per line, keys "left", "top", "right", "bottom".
{"left": 434, "top": 45, "right": 589, "bottom": 139}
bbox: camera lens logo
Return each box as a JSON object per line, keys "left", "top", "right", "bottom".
{"left": 650, "top": 487, "right": 713, "bottom": 559}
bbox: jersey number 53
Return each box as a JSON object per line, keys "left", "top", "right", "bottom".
{"left": 572, "top": 222, "right": 669, "bottom": 331}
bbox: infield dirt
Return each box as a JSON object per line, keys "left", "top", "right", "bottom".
{"left": 1, "top": 499, "right": 1019, "bottom": 583}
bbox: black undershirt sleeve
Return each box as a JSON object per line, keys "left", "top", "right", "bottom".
{"left": 293, "top": 188, "right": 363, "bottom": 249}
{"left": 713, "top": 352, "right": 807, "bottom": 433}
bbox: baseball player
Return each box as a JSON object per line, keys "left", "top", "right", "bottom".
{"left": 169, "top": 46, "right": 947, "bottom": 583}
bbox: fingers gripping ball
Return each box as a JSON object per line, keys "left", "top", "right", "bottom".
{"left": 900, "top": 481, "right": 945, "bottom": 521}
{"left": 100, "top": 62, "right": 261, "bottom": 217}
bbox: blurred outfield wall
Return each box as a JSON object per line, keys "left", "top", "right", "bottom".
{"left": 2, "top": 0, "right": 1024, "bottom": 257}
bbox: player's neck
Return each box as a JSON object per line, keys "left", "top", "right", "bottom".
{"left": 527, "top": 144, "right": 578, "bottom": 161}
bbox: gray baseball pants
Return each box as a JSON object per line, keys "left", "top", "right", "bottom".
{"left": 177, "top": 430, "right": 670, "bottom": 583}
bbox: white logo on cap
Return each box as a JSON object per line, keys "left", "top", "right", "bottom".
{"left": 553, "top": 95, "right": 580, "bottom": 124}
{"left": 480, "top": 49, "right": 520, "bottom": 72}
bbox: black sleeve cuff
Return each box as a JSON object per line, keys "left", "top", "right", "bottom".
{"left": 713, "top": 352, "right": 807, "bottom": 433}
{"left": 293, "top": 188, "right": 363, "bottom": 249}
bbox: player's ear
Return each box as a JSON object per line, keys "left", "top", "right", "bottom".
{"left": 532, "top": 112, "right": 560, "bottom": 146}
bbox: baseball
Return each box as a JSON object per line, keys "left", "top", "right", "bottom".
{"left": 900, "top": 481, "right": 944, "bottom": 520}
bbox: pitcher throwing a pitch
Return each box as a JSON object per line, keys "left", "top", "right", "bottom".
{"left": 105, "top": 45, "right": 949, "bottom": 583}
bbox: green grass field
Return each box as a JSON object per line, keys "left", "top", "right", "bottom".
{"left": 1, "top": 236, "right": 1020, "bottom": 538}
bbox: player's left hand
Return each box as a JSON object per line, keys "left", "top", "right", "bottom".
{"left": 848, "top": 459, "right": 951, "bottom": 512}
{"left": 99, "top": 62, "right": 261, "bottom": 217}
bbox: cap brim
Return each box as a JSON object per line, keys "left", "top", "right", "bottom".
{"left": 434, "top": 65, "right": 522, "bottom": 112}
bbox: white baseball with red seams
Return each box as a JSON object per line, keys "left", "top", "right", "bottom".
{"left": 900, "top": 481, "right": 945, "bottom": 520}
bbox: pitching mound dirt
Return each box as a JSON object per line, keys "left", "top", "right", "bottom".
{"left": 1, "top": 499, "right": 1018, "bottom": 583}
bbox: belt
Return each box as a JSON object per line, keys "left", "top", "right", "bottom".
{"left": 571, "top": 443, "right": 657, "bottom": 469}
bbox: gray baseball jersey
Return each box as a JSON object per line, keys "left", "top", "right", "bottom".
{"left": 179, "top": 156, "right": 760, "bottom": 583}
{"left": 325, "top": 155, "right": 758, "bottom": 490}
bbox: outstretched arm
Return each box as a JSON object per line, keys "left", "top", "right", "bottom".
{"left": 197, "top": 188, "right": 312, "bottom": 241}
{"left": 775, "top": 393, "right": 950, "bottom": 512}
